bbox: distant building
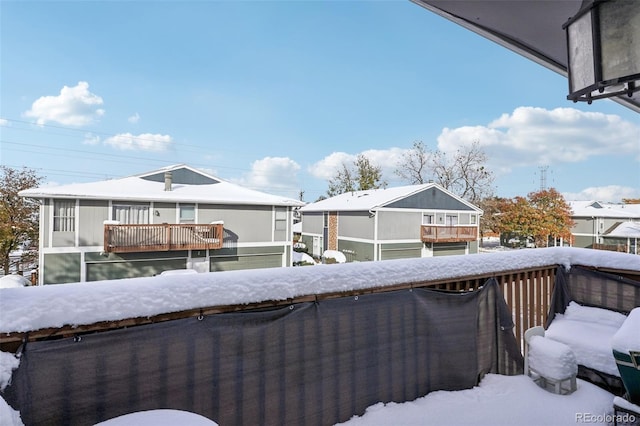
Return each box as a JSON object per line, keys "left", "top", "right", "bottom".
{"left": 569, "top": 201, "right": 640, "bottom": 254}
{"left": 299, "top": 183, "right": 482, "bottom": 262}
{"left": 19, "top": 164, "right": 304, "bottom": 284}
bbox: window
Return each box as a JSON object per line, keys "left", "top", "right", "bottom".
{"left": 113, "top": 204, "right": 150, "bottom": 224}
{"left": 53, "top": 200, "right": 75, "bottom": 232}
{"left": 422, "top": 213, "right": 434, "bottom": 225}
{"left": 179, "top": 204, "right": 195, "bottom": 223}
{"left": 446, "top": 215, "right": 458, "bottom": 226}
{"left": 470, "top": 215, "right": 477, "bottom": 225}
{"left": 275, "top": 208, "right": 287, "bottom": 231}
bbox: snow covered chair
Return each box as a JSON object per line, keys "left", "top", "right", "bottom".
{"left": 525, "top": 330, "right": 578, "bottom": 395}
{"left": 524, "top": 326, "right": 545, "bottom": 377}
{"left": 612, "top": 307, "right": 640, "bottom": 406}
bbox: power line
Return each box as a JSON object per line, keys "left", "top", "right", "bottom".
{"left": 0, "top": 117, "right": 268, "bottom": 161}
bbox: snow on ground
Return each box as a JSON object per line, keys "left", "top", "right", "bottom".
{"left": 0, "top": 275, "right": 30, "bottom": 289}
{"left": 338, "top": 374, "right": 617, "bottom": 426}
{"left": 0, "top": 351, "right": 20, "bottom": 391}
{"left": 94, "top": 409, "right": 218, "bottom": 426}
{"left": 292, "top": 250, "right": 317, "bottom": 265}
{"left": 0, "top": 396, "right": 23, "bottom": 426}
{"left": 0, "top": 247, "right": 638, "bottom": 334}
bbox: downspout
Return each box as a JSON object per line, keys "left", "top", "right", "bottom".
{"left": 370, "top": 209, "right": 378, "bottom": 261}
{"left": 38, "top": 198, "right": 45, "bottom": 285}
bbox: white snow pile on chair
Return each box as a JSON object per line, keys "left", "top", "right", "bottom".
{"left": 528, "top": 335, "right": 577, "bottom": 380}
{"left": 612, "top": 307, "right": 640, "bottom": 355}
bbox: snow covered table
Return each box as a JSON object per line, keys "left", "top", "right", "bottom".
{"left": 545, "top": 301, "right": 627, "bottom": 378}
{"left": 527, "top": 335, "right": 578, "bottom": 395}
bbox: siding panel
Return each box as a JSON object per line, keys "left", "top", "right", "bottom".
{"left": 199, "top": 205, "right": 273, "bottom": 243}
{"left": 377, "top": 211, "right": 421, "bottom": 240}
{"left": 79, "top": 200, "right": 109, "bottom": 247}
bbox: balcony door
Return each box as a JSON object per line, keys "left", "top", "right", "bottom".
{"left": 113, "top": 204, "right": 150, "bottom": 224}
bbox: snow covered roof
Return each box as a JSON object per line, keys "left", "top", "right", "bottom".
{"left": 603, "top": 221, "right": 640, "bottom": 239}
{"left": 0, "top": 247, "right": 637, "bottom": 334}
{"left": 569, "top": 201, "right": 640, "bottom": 219}
{"left": 300, "top": 183, "right": 480, "bottom": 213}
{"left": 19, "top": 164, "right": 305, "bottom": 207}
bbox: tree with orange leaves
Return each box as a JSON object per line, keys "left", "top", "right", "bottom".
{"left": 528, "top": 188, "right": 574, "bottom": 247}
{"left": 496, "top": 188, "right": 574, "bottom": 248}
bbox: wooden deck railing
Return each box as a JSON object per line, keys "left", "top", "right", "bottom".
{"left": 421, "top": 225, "right": 478, "bottom": 243}
{"left": 104, "top": 223, "right": 224, "bottom": 253}
{"left": 0, "top": 264, "right": 557, "bottom": 352}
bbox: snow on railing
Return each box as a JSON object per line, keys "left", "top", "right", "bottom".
{"left": 0, "top": 247, "right": 638, "bottom": 349}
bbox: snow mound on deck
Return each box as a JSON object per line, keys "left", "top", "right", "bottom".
{"left": 564, "top": 301, "right": 627, "bottom": 328}
{"left": 612, "top": 307, "right": 640, "bottom": 354}
{"left": 338, "top": 374, "right": 615, "bottom": 426}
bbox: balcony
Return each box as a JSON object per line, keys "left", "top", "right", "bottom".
{"left": 1, "top": 248, "right": 639, "bottom": 425}
{"left": 104, "top": 222, "right": 224, "bottom": 253}
{"left": 421, "top": 224, "right": 478, "bottom": 243}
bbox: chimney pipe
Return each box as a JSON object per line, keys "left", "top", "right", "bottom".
{"left": 164, "top": 171, "right": 172, "bottom": 191}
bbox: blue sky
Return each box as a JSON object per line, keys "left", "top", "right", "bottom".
{"left": 1, "top": 0, "right": 639, "bottom": 203}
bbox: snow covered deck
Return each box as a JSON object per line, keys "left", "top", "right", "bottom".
{"left": 1, "top": 247, "right": 639, "bottom": 425}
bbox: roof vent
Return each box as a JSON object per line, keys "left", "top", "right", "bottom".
{"left": 164, "top": 171, "right": 172, "bottom": 191}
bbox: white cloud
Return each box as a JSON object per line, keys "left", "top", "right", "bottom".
{"left": 236, "top": 156, "right": 301, "bottom": 197}
{"left": 104, "top": 133, "right": 172, "bottom": 151}
{"left": 308, "top": 148, "right": 406, "bottom": 181}
{"left": 436, "top": 106, "right": 640, "bottom": 172}
{"left": 128, "top": 113, "right": 140, "bottom": 124}
{"left": 563, "top": 185, "right": 640, "bottom": 203}
{"left": 23, "top": 81, "right": 105, "bottom": 126}
{"left": 82, "top": 132, "right": 101, "bottom": 145}
{"left": 308, "top": 152, "right": 355, "bottom": 180}
{"left": 0, "top": 118, "right": 9, "bottom": 126}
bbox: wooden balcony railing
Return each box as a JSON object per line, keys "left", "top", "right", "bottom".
{"left": 421, "top": 225, "right": 478, "bottom": 243}
{"left": 104, "top": 223, "right": 224, "bottom": 253}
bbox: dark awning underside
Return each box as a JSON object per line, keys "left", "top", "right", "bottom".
{"left": 411, "top": 0, "right": 640, "bottom": 113}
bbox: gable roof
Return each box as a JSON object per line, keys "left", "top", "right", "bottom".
{"left": 19, "top": 164, "right": 305, "bottom": 207}
{"left": 299, "top": 183, "right": 481, "bottom": 213}
{"left": 569, "top": 200, "right": 640, "bottom": 219}
{"left": 603, "top": 222, "right": 640, "bottom": 239}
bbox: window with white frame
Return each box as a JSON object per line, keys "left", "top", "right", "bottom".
{"left": 422, "top": 213, "right": 434, "bottom": 225}
{"left": 112, "top": 204, "right": 150, "bottom": 224}
{"left": 446, "top": 214, "right": 458, "bottom": 226}
{"left": 53, "top": 200, "right": 75, "bottom": 232}
{"left": 179, "top": 204, "right": 195, "bottom": 223}
{"left": 275, "top": 208, "right": 287, "bottom": 231}
{"left": 470, "top": 214, "right": 477, "bottom": 225}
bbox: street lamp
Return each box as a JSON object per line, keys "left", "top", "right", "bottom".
{"left": 563, "top": 0, "right": 640, "bottom": 104}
